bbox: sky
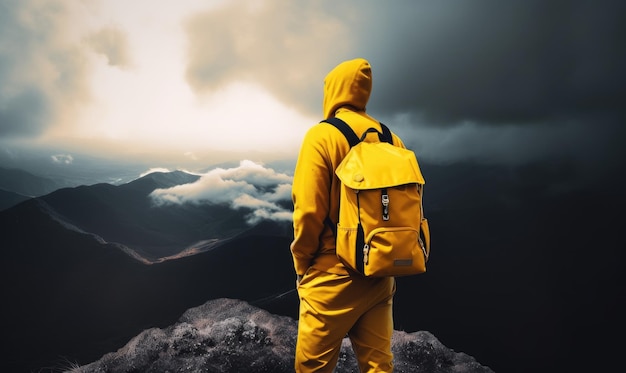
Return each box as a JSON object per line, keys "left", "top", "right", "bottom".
{"left": 1, "top": 0, "right": 624, "bottom": 181}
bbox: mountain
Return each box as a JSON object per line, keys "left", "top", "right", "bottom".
{"left": 0, "top": 163, "right": 623, "bottom": 372}
{"left": 0, "top": 167, "right": 65, "bottom": 210}
{"left": 1, "top": 196, "right": 295, "bottom": 372}
{"left": 37, "top": 170, "right": 254, "bottom": 261}
{"left": 0, "top": 167, "right": 65, "bottom": 197}
{"left": 66, "top": 298, "right": 494, "bottom": 373}
{"left": 0, "top": 188, "right": 31, "bottom": 211}
{"left": 0, "top": 146, "right": 152, "bottom": 189}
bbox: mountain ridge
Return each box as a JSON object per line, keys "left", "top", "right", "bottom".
{"left": 0, "top": 166, "right": 64, "bottom": 197}
{"left": 35, "top": 170, "right": 251, "bottom": 261}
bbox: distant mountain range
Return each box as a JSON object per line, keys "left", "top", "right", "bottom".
{"left": 2, "top": 169, "right": 286, "bottom": 262}
{"left": 0, "top": 161, "right": 623, "bottom": 372}
{"left": 0, "top": 167, "right": 66, "bottom": 198}
{"left": 0, "top": 167, "right": 64, "bottom": 210}
{"left": 0, "top": 187, "right": 31, "bottom": 211}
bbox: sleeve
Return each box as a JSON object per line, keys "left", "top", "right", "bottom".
{"left": 290, "top": 126, "right": 332, "bottom": 275}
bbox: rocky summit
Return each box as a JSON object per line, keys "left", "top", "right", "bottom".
{"left": 66, "top": 298, "right": 494, "bottom": 373}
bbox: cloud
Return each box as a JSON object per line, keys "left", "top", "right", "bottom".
{"left": 51, "top": 154, "right": 74, "bottom": 164}
{"left": 0, "top": 0, "right": 93, "bottom": 138}
{"left": 180, "top": 0, "right": 626, "bottom": 170}
{"left": 351, "top": 1, "right": 626, "bottom": 126}
{"left": 150, "top": 160, "right": 292, "bottom": 224}
{"left": 1, "top": 0, "right": 315, "bottom": 158}
{"left": 85, "top": 26, "right": 132, "bottom": 68}
{"left": 182, "top": 0, "right": 625, "bottom": 127}
{"left": 353, "top": 0, "right": 626, "bottom": 171}
{"left": 184, "top": 0, "right": 356, "bottom": 117}
{"left": 139, "top": 167, "right": 173, "bottom": 177}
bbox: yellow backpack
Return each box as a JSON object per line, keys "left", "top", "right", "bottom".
{"left": 324, "top": 117, "right": 430, "bottom": 277}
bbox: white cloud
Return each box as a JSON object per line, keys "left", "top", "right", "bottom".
{"left": 139, "top": 167, "right": 172, "bottom": 177}
{"left": 51, "top": 154, "right": 74, "bottom": 164}
{"left": 150, "top": 160, "right": 293, "bottom": 224}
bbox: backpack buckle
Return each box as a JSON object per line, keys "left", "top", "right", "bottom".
{"left": 381, "top": 191, "right": 389, "bottom": 221}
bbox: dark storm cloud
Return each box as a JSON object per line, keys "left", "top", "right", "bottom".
{"left": 361, "top": 0, "right": 626, "bottom": 126}
{"left": 0, "top": 87, "right": 50, "bottom": 137}
{"left": 0, "top": 1, "right": 49, "bottom": 137}
{"left": 350, "top": 0, "right": 625, "bottom": 175}
{"left": 360, "top": 1, "right": 616, "bottom": 123}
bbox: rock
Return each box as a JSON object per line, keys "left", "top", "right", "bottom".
{"left": 67, "top": 298, "right": 494, "bottom": 373}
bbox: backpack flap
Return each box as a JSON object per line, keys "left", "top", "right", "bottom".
{"left": 335, "top": 141, "right": 425, "bottom": 190}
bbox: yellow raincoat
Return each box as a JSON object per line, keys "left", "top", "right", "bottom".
{"left": 291, "top": 58, "right": 403, "bottom": 372}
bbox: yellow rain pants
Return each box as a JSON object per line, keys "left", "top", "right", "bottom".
{"left": 295, "top": 267, "right": 396, "bottom": 372}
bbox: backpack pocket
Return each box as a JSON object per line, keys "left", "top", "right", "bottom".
{"left": 335, "top": 224, "right": 362, "bottom": 274}
{"left": 363, "top": 226, "right": 427, "bottom": 277}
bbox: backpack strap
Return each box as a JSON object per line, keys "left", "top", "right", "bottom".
{"left": 322, "top": 117, "right": 360, "bottom": 147}
{"left": 379, "top": 123, "right": 393, "bottom": 145}
{"left": 320, "top": 117, "right": 394, "bottom": 236}
{"left": 322, "top": 117, "right": 394, "bottom": 146}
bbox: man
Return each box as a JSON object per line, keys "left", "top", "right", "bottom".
{"left": 291, "top": 58, "right": 407, "bottom": 372}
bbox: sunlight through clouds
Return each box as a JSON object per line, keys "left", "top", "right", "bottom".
{"left": 40, "top": 0, "right": 314, "bottom": 159}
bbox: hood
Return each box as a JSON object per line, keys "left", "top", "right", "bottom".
{"left": 323, "top": 58, "right": 372, "bottom": 119}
